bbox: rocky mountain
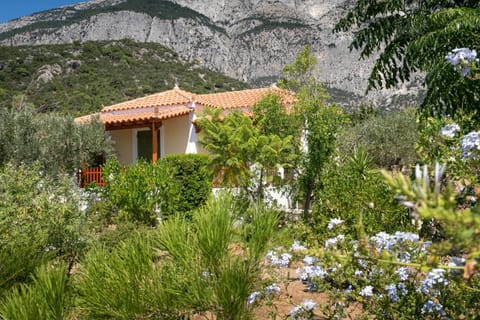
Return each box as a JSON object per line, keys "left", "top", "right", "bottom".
{"left": 0, "top": 0, "right": 423, "bottom": 108}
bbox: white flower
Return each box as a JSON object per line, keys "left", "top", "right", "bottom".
{"left": 247, "top": 291, "right": 262, "bottom": 305}
{"left": 265, "top": 251, "right": 292, "bottom": 267}
{"left": 266, "top": 283, "right": 281, "bottom": 294}
{"left": 327, "top": 217, "right": 344, "bottom": 229}
{"left": 289, "top": 299, "right": 317, "bottom": 319}
{"left": 291, "top": 240, "right": 307, "bottom": 251}
{"left": 359, "top": 285, "right": 374, "bottom": 297}
{"left": 325, "top": 234, "right": 345, "bottom": 248}
{"left": 303, "top": 255, "right": 317, "bottom": 266}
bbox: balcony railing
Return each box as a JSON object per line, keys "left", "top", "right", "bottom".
{"left": 77, "top": 167, "right": 105, "bottom": 187}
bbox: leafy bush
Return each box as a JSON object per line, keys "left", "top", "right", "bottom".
{"left": 102, "top": 159, "right": 178, "bottom": 226}
{"left": 0, "top": 107, "right": 111, "bottom": 175}
{"left": 161, "top": 153, "right": 213, "bottom": 218}
{"left": 76, "top": 194, "right": 278, "bottom": 319}
{"left": 0, "top": 263, "right": 70, "bottom": 320}
{"left": 338, "top": 108, "right": 418, "bottom": 168}
{"left": 157, "top": 194, "right": 279, "bottom": 319}
{"left": 312, "top": 148, "right": 413, "bottom": 241}
{"left": 0, "top": 163, "right": 88, "bottom": 292}
{"left": 76, "top": 231, "right": 183, "bottom": 319}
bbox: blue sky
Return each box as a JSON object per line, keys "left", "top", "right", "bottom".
{"left": 0, "top": 0, "right": 86, "bottom": 24}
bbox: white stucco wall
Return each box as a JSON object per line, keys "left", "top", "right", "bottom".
{"left": 163, "top": 114, "right": 191, "bottom": 155}
{"left": 109, "top": 129, "right": 133, "bottom": 164}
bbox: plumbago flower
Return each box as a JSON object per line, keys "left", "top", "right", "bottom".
{"left": 445, "top": 47, "right": 479, "bottom": 77}
{"left": 287, "top": 218, "right": 477, "bottom": 319}
{"left": 265, "top": 250, "right": 292, "bottom": 267}
{"left": 440, "top": 123, "right": 460, "bottom": 138}
{"left": 289, "top": 299, "right": 317, "bottom": 320}
{"left": 460, "top": 131, "right": 480, "bottom": 159}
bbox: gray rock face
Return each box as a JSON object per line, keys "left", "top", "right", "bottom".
{"left": 0, "top": 0, "right": 422, "bottom": 107}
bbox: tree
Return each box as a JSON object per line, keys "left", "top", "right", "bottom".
{"left": 197, "top": 105, "right": 296, "bottom": 204}
{"left": 278, "top": 46, "right": 350, "bottom": 216}
{"left": 0, "top": 106, "right": 112, "bottom": 176}
{"left": 335, "top": 0, "right": 480, "bottom": 118}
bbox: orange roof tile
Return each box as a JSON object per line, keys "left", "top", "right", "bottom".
{"left": 102, "top": 88, "right": 195, "bottom": 112}
{"left": 196, "top": 87, "right": 295, "bottom": 109}
{"left": 74, "top": 87, "right": 295, "bottom": 128}
{"left": 74, "top": 106, "right": 192, "bottom": 126}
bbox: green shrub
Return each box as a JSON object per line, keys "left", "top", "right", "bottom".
{"left": 0, "top": 263, "right": 70, "bottom": 320}
{"left": 0, "top": 163, "right": 87, "bottom": 292}
{"left": 102, "top": 158, "right": 179, "bottom": 226}
{"left": 0, "top": 107, "right": 111, "bottom": 175}
{"left": 338, "top": 108, "right": 418, "bottom": 168}
{"left": 157, "top": 194, "right": 279, "bottom": 319}
{"left": 161, "top": 154, "right": 213, "bottom": 218}
{"left": 75, "top": 231, "right": 183, "bottom": 319}
{"left": 312, "top": 148, "right": 413, "bottom": 241}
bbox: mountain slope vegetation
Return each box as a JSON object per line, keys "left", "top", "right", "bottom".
{"left": 0, "top": 39, "right": 248, "bottom": 115}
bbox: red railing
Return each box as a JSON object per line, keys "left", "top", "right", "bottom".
{"left": 78, "top": 167, "right": 105, "bottom": 187}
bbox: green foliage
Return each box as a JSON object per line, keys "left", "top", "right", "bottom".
{"left": 312, "top": 148, "right": 412, "bottom": 240}
{"left": 102, "top": 155, "right": 212, "bottom": 224}
{"left": 161, "top": 154, "right": 213, "bottom": 218}
{"left": 76, "top": 231, "right": 182, "bottom": 319}
{"left": 77, "top": 195, "right": 277, "bottom": 319}
{"left": 334, "top": 0, "right": 480, "bottom": 119}
{"left": 157, "top": 194, "right": 278, "bottom": 319}
{"left": 0, "top": 163, "right": 87, "bottom": 292}
{"left": 102, "top": 158, "right": 178, "bottom": 226}
{"left": 0, "top": 263, "right": 70, "bottom": 320}
{"left": 415, "top": 115, "right": 480, "bottom": 181}
{"left": 0, "top": 40, "right": 248, "bottom": 115}
{"left": 197, "top": 107, "right": 295, "bottom": 202}
{"left": 384, "top": 163, "right": 480, "bottom": 257}
{"left": 338, "top": 108, "right": 418, "bottom": 168}
{"left": 278, "top": 45, "right": 317, "bottom": 92}
{"left": 278, "top": 45, "right": 350, "bottom": 213}
{"left": 0, "top": 107, "right": 111, "bottom": 175}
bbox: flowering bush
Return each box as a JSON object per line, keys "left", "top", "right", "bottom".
{"left": 445, "top": 47, "right": 479, "bottom": 78}
{"left": 289, "top": 217, "right": 479, "bottom": 318}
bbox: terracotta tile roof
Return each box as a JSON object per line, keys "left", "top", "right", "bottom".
{"left": 74, "top": 87, "right": 295, "bottom": 127}
{"left": 74, "top": 106, "right": 192, "bottom": 126}
{"left": 102, "top": 88, "right": 195, "bottom": 112}
{"left": 196, "top": 87, "right": 295, "bottom": 109}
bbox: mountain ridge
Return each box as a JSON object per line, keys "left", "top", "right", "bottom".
{"left": 0, "top": 0, "right": 423, "bottom": 108}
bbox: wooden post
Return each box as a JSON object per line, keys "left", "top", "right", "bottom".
{"left": 152, "top": 122, "right": 158, "bottom": 163}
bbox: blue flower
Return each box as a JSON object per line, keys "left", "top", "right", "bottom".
{"left": 461, "top": 131, "right": 480, "bottom": 158}
{"left": 266, "top": 283, "right": 281, "bottom": 295}
{"left": 385, "top": 284, "right": 399, "bottom": 302}
{"left": 440, "top": 123, "right": 460, "bottom": 138}
{"left": 395, "top": 267, "right": 409, "bottom": 281}
{"left": 421, "top": 300, "right": 447, "bottom": 317}
{"left": 420, "top": 268, "right": 449, "bottom": 295}
{"left": 445, "top": 48, "right": 478, "bottom": 77}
